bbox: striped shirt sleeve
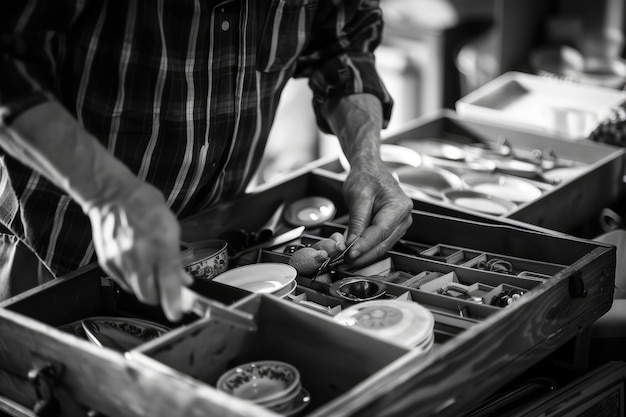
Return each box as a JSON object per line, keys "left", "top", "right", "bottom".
{"left": 0, "top": 0, "right": 80, "bottom": 122}
{"left": 295, "top": 0, "right": 393, "bottom": 133}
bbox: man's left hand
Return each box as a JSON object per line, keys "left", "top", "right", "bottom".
{"left": 343, "top": 158, "right": 413, "bottom": 267}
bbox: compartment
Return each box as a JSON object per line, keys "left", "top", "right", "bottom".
{"left": 136, "top": 295, "right": 411, "bottom": 416}
{"left": 455, "top": 71, "right": 626, "bottom": 140}
{"left": 0, "top": 167, "right": 617, "bottom": 417}
{"left": 2, "top": 266, "right": 250, "bottom": 352}
{"left": 315, "top": 110, "right": 626, "bottom": 234}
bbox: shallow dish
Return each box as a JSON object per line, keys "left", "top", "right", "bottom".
{"left": 398, "top": 138, "right": 467, "bottom": 161}
{"left": 272, "top": 280, "right": 298, "bottom": 298}
{"left": 270, "top": 387, "right": 311, "bottom": 416}
{"left": 329, "top": 277, "right": 387, "bottom": 302}
{"left": 212, "top": 263, "right": 297, "bottom": 294}
{"left": 461, "top": 173, "right": 543, "bottom": 203}
{"left": 216, "top": 360, "right": 301, "bottom": 405}
{"left": 333, "top": 299, "right": 435, "bottom": 349}
{"left": 59, "top": 316, "right": 170, "bottom": 350}
{"left": 181, "top": 239, "right": 228, "bottom": 280}
{"left": 394, "top": 165, "right": 463, "bottom": 196}
{"left": 443, "top": 189, "right": 517, "bottom": 216}
{"left": 284, "top": 196, "right": 337, "bottom": 227}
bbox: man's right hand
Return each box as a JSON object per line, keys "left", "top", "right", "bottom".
{"left": 86, "top": 181, "right": 193, "bottom": 322}
{"left": 4, "top": 100, "right": 192, "bottom": 322}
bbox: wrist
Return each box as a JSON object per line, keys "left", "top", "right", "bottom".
{"left": 7, "top": 101, "right": 144, "bottom": 211}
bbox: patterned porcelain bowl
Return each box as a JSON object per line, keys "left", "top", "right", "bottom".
{"left": 181, "top": 239, "right": 228, "bottom": 280}
{"left": 216, "top": 360, "right": 301, "bottom": 406}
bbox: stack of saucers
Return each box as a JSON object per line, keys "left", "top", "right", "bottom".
{"left": 212, "top": 263, "right": 298, "bottom": 298}
{"left": 333, "top": 299, "right": 435, "bottom": 352}
{"left": 217, "top": 360, "right": 310, "bottom": 415}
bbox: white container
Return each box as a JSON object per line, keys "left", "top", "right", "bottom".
{"left": 456, "top": 71, "right": 626, "bottom": 140}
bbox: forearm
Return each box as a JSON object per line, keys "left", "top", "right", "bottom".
{"left": 0, "top": 101, "right": 142, "bottom": 210}
{"left": 319, "top": 93, "right": 384, "bottom": 168}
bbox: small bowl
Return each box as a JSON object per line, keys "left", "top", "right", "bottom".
{"left": 181, "top": 240, "right": 228, "bottom": 280}
{"left": 330, "top": 277, "right": 387, "bottom": 302}
{"left": 212, "top": 263, "right": 297, "bottom": 294}
{"left": 284, "top": 196, "right": 337, "bottom": 227}
{"left": 217, "top": 360, "right": 301, "bottom": 405}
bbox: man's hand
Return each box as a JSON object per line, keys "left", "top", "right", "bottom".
{"left": 86, "top": 182, "right": 193, "bottom": 322}
{"left": 320, "top": 93, "right": 413, "bottom": 267}
{"left": 343, "top": 158, "right": 413, "bottom": 267}
{"left": 4, "top": 100, "right": 192, "bottom": 321}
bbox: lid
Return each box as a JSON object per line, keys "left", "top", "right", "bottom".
{"left": 333, "top": 300, "right": 435, "bottom": 349}
{"left": 213, "top": 263, "right": 297, "bottom": 294}
{"left": 461, "top": 173, "right": 543, "bottom": 203}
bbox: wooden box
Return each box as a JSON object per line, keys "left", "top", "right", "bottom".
{"left": 317, "top": 110, "right": 626, "bottom": 234}
{"left": 0, "top": 170, "right": 616, "bottom": 417}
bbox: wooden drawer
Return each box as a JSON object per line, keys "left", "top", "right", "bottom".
{"left": 0, "top": 171, "right": 616, "bottom": 417}
{"left": 316, "top": 110, "right": 626, "bottom": 234}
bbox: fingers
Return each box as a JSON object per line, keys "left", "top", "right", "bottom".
{"left": 343, "top": 169, "right": 413, "bottom": 266}
{"left": 158, "top": 261, "right": 193, "bottom": 322}
{"left": 88, "top": 194, "right": 191, "bottom": 322}
{"left": 346, "top": 212, "right": 412, "bottom": 268}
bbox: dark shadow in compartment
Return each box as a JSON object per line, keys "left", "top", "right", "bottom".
{"left": 4, "top": 265, "right": 250, "bottom": 349}
{"left": 464, "top": 252, "right": 563, "bottom": 278}
{"left": 419, "top": 244, "right": 483, "bottom": 265}
{"left": 139, "top": 295, "right": 408, "bottom": 414}
{"left": 181, "top": 172, "right": 349, "bottom": 245}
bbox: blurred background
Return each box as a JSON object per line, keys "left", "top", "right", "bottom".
{"left": 252, "top": 0, "right": 626, "bottom": 187}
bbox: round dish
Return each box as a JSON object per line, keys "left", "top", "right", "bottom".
{"left": 394, "top": 165, "right": 462, "bottom": 196}
{"left": 542, "top": 165, "right": 586, "bottom": 184}
{"left": 329, "top": 277, "right": 387, "bottom": 302}
{"left": 461, "top": 173, "right": 543, "bottom": 203}
{"left": 271, "top": 387, "right": 311, "bottom": 416}
{"left": 333, "top": 299, "right": 435, "bottom": 349}
{"left": 212, "top": 263, "right": 297, "bottom": 294}
{"left": 181, "top": 239, "right": 229, "bottom": 280}
{"left": 216, "top": 360, "right": 301, "bottom": 405}
{"left": 284, "top": 196, "right": 337, "bottom": 227}
{"left": 443, "top": 190, "right": 517, "bottom": 215}
{"left": 59, "top": 316, "right": 170, "bottom": 343}
{"left": 398, "top": 138, "right": 467, "bottom": 161}
{"left": 272, "top": 280, "right": 297, "bottom": 298}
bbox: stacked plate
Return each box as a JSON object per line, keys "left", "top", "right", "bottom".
{"left": 212, "top": 263, "right": 297, "bottom": 298}
{"left": 333, "top": 300, "right": 435, "bottom": 351}
{"left": 217, "top": 360, "right": 310, "bottom": 415}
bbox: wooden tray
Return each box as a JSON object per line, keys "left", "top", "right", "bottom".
{"left": 316, "top": 110, "right": 626, "bottom": 234}
{"left": 0, "top": 170, "right": 616, "bottom": 417}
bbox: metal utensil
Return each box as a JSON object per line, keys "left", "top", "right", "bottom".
{"left": 180, "top": 286, "right": 257, "bottom": 331}
{"left": 311, "top": 236, "right": 361, "bottom": 283}
{"left": 229, "top": 226, "right": 305, "bottom": 260}
{"left": 81, "top": 320, "right": 147, "bottom": 352}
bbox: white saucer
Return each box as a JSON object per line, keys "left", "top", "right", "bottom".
{"left": 213, "top": 263, "right": 297, "bottom": 294}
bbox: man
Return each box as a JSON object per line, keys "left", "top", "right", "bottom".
{"left": 0, "top": 1, "right": 413, "bottom": 321}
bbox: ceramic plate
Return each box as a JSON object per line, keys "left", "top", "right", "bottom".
{"left": 461, "top": 174, "right": 543, "bottom": 203}
{"left": 333, "top": 300, "right": 435, "bottom": 349}
{"left": 394, "top": 165, "right": 463, "bottom": 196}
{"left": 216, "top": 360, "right": 301, "bottom": 405}
{"left": 283, "top": 196, "right": 337, "bottom": 227}
{"left": 213, "top": 263, "right": 297, "bottom": 294}
{"left": 272, "top": 280, "right": 297, "bottom": 298}
{"left": 272, "top": 387, "right": 311, "bottom": 416}
{"left": 444, "top": 190, "right": 517, "bottom": 215}
{"left": 398, "top": 138, "right": 467, "bottom": 161}
{"left": 59, "top": 316, "right": 170, "bottom": 342}
{"left": 542, "top": 165, "right": 587, "bottom": 184}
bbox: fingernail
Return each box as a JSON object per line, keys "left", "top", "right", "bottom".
{"left": 349, "top": 250, "right": 360, "bottom": 259}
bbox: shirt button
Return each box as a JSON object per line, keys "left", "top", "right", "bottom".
{"left": 221, "top": 20, "right": 230, "bottom": 31}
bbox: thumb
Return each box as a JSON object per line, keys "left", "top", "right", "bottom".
{"left": 346, "top": 193, "right": 372, "bottom": 243}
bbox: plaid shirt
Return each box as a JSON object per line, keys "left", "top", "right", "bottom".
{"left": 0, "top": 0, "right": 392, "bottom": 276}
